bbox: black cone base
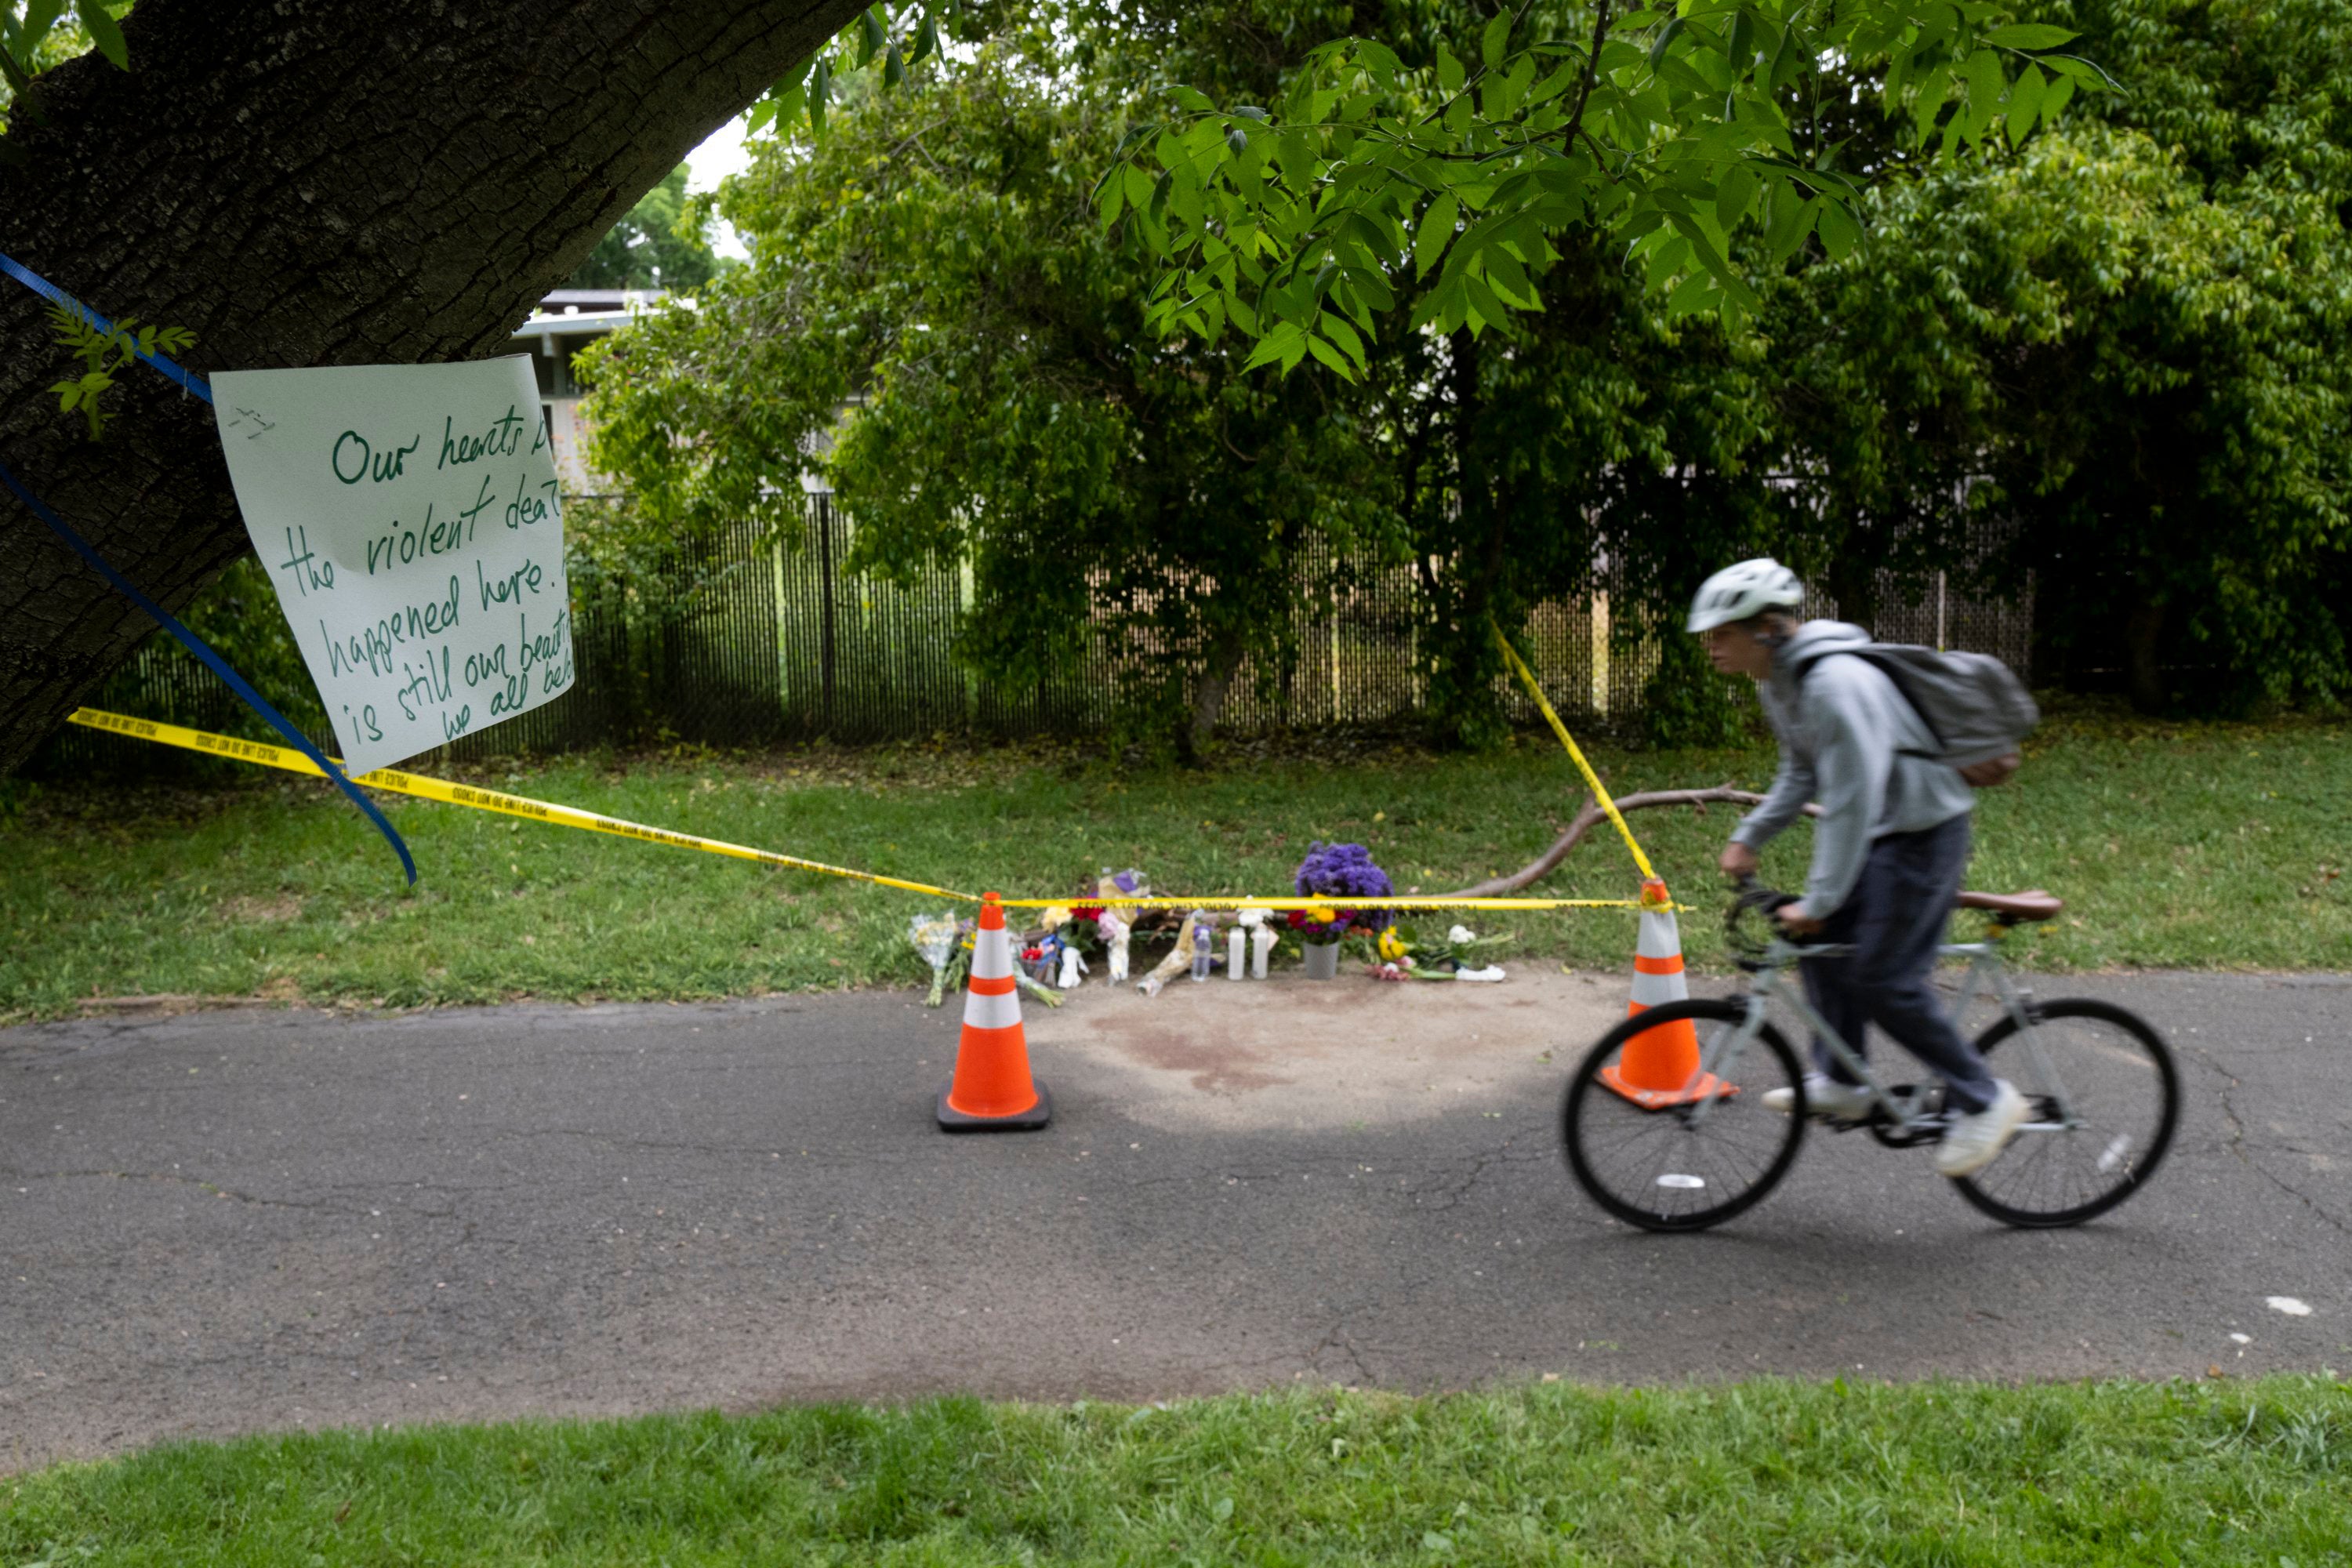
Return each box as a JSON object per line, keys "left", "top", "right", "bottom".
{"left": 936, "top": 1080, "right": 1052, "bottom": 1132}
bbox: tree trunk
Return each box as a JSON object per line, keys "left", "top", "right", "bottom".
{"left": 1178, "top": 622, "right": 1248, "bottom": 765}
{"left": 1824, "top": 527, "right": 1879, "bottom": 634}
{"left": 0, "top": 0, "right": 884, "bottom": 775}
{"left": 2125, "top": 589, "right": 2167, "bottom": 714}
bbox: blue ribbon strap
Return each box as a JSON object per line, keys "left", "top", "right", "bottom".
{"left": 2, "top": 252, "right": 215, "bottom": 404}
{"left": 2, "top": 255, "right": 416, "bottom": 884}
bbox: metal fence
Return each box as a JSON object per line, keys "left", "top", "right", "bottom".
{"left": 34, "top": 492, "right": 2032, "bottom": 775}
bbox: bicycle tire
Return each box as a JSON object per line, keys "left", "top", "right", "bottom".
{"left": 1951, "top": 998, "right": 2180, "bottom": 1228}
{"left": 1563, "top": 998, "right": 1806, "bottom": 1232}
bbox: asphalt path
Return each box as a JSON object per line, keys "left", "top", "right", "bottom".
{"left": 4, "top": 970, "right": 2347, "bottom": 1469}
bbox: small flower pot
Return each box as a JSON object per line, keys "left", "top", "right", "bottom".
{"left": 1301, "top": 940, "right": 1341, "bottom": 981}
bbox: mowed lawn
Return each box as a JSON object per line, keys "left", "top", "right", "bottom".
{"left": 2, "top": 704, "right": 2345, "bottom": 1019}
{"left": 4, "top": 1379, "right": 2349, "bottom": 1566}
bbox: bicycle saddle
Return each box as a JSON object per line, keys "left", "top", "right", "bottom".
{"left": 1955, "top": 889, "right": 2063, "bottom": 922}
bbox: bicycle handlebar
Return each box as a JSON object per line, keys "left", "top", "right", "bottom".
{"left": 1723, "top": 874, "right": 1801, "bottom": 964}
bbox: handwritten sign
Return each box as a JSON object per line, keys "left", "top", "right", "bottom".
{"left": 210, "top": 358, "right": 573, "bottom": 775}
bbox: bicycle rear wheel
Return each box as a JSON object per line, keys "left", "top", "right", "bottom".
{"left": 1952, "top": 999, "right": 2179, "bottom": 1228}
{"left": 1563, "top": 999, "right": 1806, "bottom": 1232}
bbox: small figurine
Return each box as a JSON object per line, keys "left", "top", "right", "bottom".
{"left": 1099, "top": 909, "right": 1131, "bottom": 984}
{"left": 1058, "top": 945, "right": 1089, "bottom": 989}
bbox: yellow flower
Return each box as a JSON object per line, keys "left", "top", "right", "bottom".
{"left": 1377, "top": 927, "right": 1410, "bottom": 961}
{"left": 1305, "top": 905, "right": 1338, "bottom": 925}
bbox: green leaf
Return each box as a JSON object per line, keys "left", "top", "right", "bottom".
{"left": 1480, "top": 10, "right": 1512, "bottom": 71}
{"left": 1763, "top": 191, "right": 1818, "bottom": 267}
{"left": 1960, "top": 49, "right": 2004, "bottom": 136}
{"left": 1319, "top": 310, "right": 1366, "bottom": 367}
{"left": 1414, "top": 191, "right": 1459, "bottom": 278}
{"left": 2006, "top": 64, "right": 2047, "bottom": 139}
{"left": 857, "top": 6, "right": 885, "bottom": 68}
{"left": 74, "top": 0, "right": 127, "bottom": 70}
{"left": 1983, "top": 24, "right": 2078, "bottom": 50}
{"left": 1665, "top": 270, "right": 1715, "bottom": 318}
{"left": 1169, "top": 165, "right": 1206, "bottom": 230}
{"left": 1435, "top": 45, "right": 1465, "bottom": 96}
{"left": 22, "top": 1, "right": 68, "bottom": 55}
{"left": 1169, "top": 85, "right": 1215, "bottom": 114}
{"left": 808, "top": 60, "right": 831, "bottom": 134}
{"left": 1122, "top": 161, "right": 1155, "bottom": 213}
{"left": 1462, "top": 270, "right": 1508, "bottom": 332}
{"left": 1305, "top": 333, "right": 1356, "bottom": 380}
{"left": 1715, "top": 163, "right": 1759, "bottom": 230}
{"left": 1242, "top": 321, "right": 1304, "bottom": 372}
{"left": 912, "top": 11, "right": 939, "bottom": 64}
{"left": 1274, "top": 132, "right": 1315, "bottom": 192}
{"left": 883, "top": 40, "right": 904, "bottom": 89}
{"left": 1909, "top": 63, "right": 1954, "bottom": 143}
{"left": 1648, "top": 16, "right": 1684, "bottom": 74}
{"left": 1816, "top": 198, "right": 1863, "bottom": 261}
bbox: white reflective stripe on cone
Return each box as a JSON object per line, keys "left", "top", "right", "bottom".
{"left": 1629, "top": 967, "right": 1690, "bottom": 1008}
{"left": 962, "top": 987, "right": 1023, "bottom": 1031}
{"left": 970, "top": 924, "right": 1015, "bottom": 978}
{"left": 1635, "top": 909, "right": 1684, "bottom": 960}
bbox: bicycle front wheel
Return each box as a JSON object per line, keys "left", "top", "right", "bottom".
{"left": 1563, "top": 999, "right": 1806, "bottom": 1232}
{"left": 1952, "top": 999, "right": 2180, "bottom": 1228}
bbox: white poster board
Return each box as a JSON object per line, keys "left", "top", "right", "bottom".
{"left": 210, "top": 358, "right": 573, "bottom": 775}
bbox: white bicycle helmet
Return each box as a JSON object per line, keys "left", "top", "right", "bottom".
{"left": 1686, "top": 557, "right": 1805, "bottom": 633}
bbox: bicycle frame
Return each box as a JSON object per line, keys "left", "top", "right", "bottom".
{"left": 1685, "top": 934, "right": 2083, "bottom": 1137}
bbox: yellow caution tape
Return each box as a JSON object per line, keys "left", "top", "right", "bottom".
{"left": 66, "top": 708, "right": 979, "bottom": 902}
{"left": 67, "top": 707, "right": 1667, "bottom": 913}
{"left": 1491, "top": 626, "right": 1661, "bottom": 887}
{"left": 995, "top": 895, "right": 1648, "bottom": 911}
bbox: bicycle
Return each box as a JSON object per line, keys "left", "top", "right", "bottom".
{"left": 1562, "top": 880, "right": 2180, "bottom": 1232}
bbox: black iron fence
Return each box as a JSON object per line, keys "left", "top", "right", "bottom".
{"left": 34, "top": 492, "right": 2032, "bottom": 775}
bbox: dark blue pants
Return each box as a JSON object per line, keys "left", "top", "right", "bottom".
{"left": 1801, "top": 813, "right": 1999, "bottom": 1116}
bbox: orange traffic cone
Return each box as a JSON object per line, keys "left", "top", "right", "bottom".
{"left": 938, "top": 892, "right": 1052, "bottom": 1131}
{"left": 1597, "top": 879, "right": 1734, "bottom": 1110}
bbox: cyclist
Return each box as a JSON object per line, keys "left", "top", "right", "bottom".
{"left": 1686, "top": 558, "right": 2027, "bottom": 1177}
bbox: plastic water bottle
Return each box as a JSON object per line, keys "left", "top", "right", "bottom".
{"left": 1226, "top": 927, "right": 1246, "bottom": 980}
{"left": 1190, "top": 920, "right": 1213, "bottom": 982}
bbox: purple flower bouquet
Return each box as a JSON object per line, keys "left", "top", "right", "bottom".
{"left": 1291, "top": 841, "right": 1393, "bottom": 942}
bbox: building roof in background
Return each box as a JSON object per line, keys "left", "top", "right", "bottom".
{"left": 539, "top": 288, "right": 666, "bottom": 311}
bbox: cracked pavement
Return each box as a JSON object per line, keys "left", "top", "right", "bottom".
{"left": 3, "top": 971, "right": 2347, "bottom": 1470}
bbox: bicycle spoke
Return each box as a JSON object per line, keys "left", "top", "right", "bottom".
{"left": 1957, "top": 1003, "right": 2176, "bottom": 1226}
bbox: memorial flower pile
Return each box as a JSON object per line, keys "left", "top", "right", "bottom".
{"left": 1289, "top": 841, "right": 1392, "bottom": 942}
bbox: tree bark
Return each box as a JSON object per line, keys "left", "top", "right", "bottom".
{"left": 0, "top": 0, "right": 881, "bottom": 774}
{"left": 1178, "top": 621, "right": 1248, "bottom": 765}
{"left": 1439, "top": 787, "right": 1822, "bottom": 898}
{"left": 2125, "top": 587, "right": 2166, "bottom": 714}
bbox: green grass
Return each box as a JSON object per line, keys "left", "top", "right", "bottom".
{"left": 4, "top": 1379, "right": 2347, "bottom": 1564}
{"left": 2, "top": 704, "right": 2346, "bottom": 1020}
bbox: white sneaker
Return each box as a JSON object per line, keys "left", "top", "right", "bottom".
{"left": 1936, "top": 1080, "right": 2031, "bottom": 1178}
{"left": 1762, "top": 1073, "right": 1875, "bottom": 1120}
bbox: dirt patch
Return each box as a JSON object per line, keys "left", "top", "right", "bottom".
{"left": 1117, "top": 1030, "right": 1296, "bottom": 1094}
{"left": 221, "top": 893, "right": 303, "bottom": 923}
{"left": 1025, "top": 969, "right": 1626, "bottom": 1133}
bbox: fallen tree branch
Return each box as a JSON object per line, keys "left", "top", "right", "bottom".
{"left": 1439, "top": 787, "right": 1823, "bottom": 899}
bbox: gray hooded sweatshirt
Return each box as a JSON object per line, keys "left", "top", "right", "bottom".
{"left": 1730, "top": 620, "right": 1976, "bottom": 918}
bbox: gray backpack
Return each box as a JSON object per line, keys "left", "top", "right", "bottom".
{"left": 1795, "top": 644, "right": 2038, "bottom": 779}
